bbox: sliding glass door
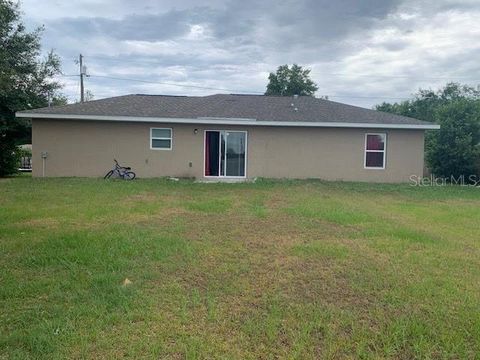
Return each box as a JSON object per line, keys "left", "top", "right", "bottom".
{"left": 204, "top": 130, "right": 246, "bottom": 177}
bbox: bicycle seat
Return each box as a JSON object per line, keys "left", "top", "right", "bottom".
{"left": 125, "top": 167, "right": 131, "bottom": 170}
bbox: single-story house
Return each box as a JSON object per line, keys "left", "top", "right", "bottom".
{"left": 16, "top": 94, "right": 439, "bottom": 182}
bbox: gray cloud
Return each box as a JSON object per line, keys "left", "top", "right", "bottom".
{"left": 21, "top": 0, "right": 480, "bottom": 107}
{"left": 48, "top": 1, "right": 401, "bottom": 46}
{"left": 48, "top": 7, "right": 215, "bottom": 41}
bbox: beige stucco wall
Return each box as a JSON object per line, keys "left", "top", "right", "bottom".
{"left": 32, "top": 118, "right": 425, "bottom": 182}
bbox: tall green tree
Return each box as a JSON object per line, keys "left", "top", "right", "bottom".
{"left": 375, "top": 83, "right": 480, "bottom": 178}
{"left": 0, "top": 0, "right": 66, "bottom": 176}
{"left": 265, "top": 64, "right": 318, "bottom": 96}
{"left": 427, "top": 99, "right": 480, "bottom": 178}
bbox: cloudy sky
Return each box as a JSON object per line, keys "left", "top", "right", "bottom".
{"left": 21, "top": 0, "right": 480, "bottom": 107}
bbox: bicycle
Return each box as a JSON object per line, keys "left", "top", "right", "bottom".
{"left": 104, "top": 159, "right": 136, "bottom": 180}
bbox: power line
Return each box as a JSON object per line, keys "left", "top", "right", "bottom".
{"left": 82, "top": 54, "right": 480, "bottom": 82}
{"left": 62, "top": 54, "right": 479, "bottom": 101}
{"left": 55, "top": 72, "right": 431, "bottom": 101}
{"left": 88, "top": 74, "right": 264, "bottom": 94}
{"left": 56, "top": 74, "right": 414, "bottom": 100}
{"left": 88, "top": 75, "right": 412, "bottom": 99}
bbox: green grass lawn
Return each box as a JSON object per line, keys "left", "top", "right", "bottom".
{"left": 1, "top": 177, "right": 480, "bottom": 359}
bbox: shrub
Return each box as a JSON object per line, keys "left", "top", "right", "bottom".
{"left": 0, "top": 132, "right": 20, "bottom": 177}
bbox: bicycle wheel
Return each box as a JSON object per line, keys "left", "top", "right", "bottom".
{"left": 104, "top": 170, "right": 114, "bottom": 179}
{"left": 124, "top": 171, "right": 136, "bottom": 180}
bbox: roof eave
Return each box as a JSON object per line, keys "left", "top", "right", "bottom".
{"left": 15, "top": 112, "right": 440, "bottom": 130}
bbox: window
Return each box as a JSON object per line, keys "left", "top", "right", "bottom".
{"left": 364, "top": 133, "right": 386, "bottom": 169}
{"left": 150, "top": 128, "right": 172, "bottom": 150}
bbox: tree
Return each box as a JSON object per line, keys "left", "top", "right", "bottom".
{"left": 375, "top": 83, "right": 480, "bottom": 178}
{"left": 426, "top": 100, "right": 480, "bottom": 179}
{"left": 0, "top": 0, "right": 65, "bottom": 176}
{"left": 265, "top": 64, "right": 318, "bottom": 96}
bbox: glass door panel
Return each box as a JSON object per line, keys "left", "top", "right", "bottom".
{"left": 225, "top": 132, "right": 246, "bottom": 177}
{"left": 220, "top": 131, "right": 226, "bottom": 176}
{"left": 205, "top": 131, "right": 220, "bottom": 176}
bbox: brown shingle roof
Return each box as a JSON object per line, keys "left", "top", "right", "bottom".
{"left": 17, "top": 93, "right": 431, "bottom": 126}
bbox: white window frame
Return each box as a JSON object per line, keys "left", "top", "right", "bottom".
{"left": 150, "top": 127, "right": 172, "bottom": 150}
{"left": 364, "top": 133, "right": 386, "bottom": 170}
{"left": 203, "top": 130, "right": 248, "bottom": 179}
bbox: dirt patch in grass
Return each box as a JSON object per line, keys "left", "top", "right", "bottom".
{"left": 118, "top": 207, "right": 190, "bottom": 226}
{"left": 15, "top": 217, "right": 60, "bottom": 229}
{"left": 125, "top": 192, "right": 159, "bottom": 202}
{"left": 174, "top": 206, "right": 374, "bottom": 329}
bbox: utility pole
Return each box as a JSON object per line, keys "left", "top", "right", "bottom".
{"left": 79, "top": 54, "right": 85, "bottom": 102}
